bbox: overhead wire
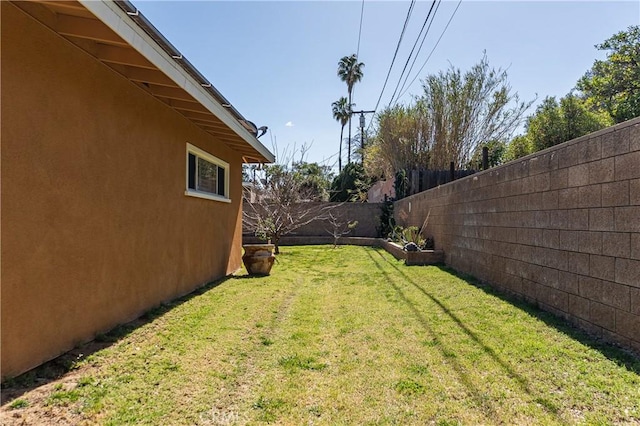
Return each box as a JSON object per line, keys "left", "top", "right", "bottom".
{"left": 351, "top": 0, "right": 366, "bottom": 112}
{"left": 356, "top": 0, "right": 365, "bottom": 58}
{"left": 370, "top": 0, "right": 417, "bottom": 116}
{"left": 393, "top": 0, "right": 442, "bottom": 105}
{"left": 397, "top": 0, "right": 463, "bottom": 101}
{"left": 387, "top": 0, "right": 439, "bottom": 107}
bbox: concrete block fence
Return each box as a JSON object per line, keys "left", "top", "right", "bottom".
{"left": 394, "top": 117, "right": 640, "bottom": 352}
{"left": 243, "top": 202, "right": 383, "bottom": 240}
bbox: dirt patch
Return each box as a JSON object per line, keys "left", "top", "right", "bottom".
{"left": 1, "top": 374, "right": 92, "bottom": 425}
{"left": 0, "top": 341, "right": 112, "bottom": 425}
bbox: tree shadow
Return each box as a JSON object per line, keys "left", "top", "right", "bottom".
{"left": 366, "top": 249, "right": 506, "bottom": 419}
{"left": 434, "top": 264, "right": 640, "bottom": 374}
{"left": 1, "top": 275, "right": 233, "bottom": 404}
{"left": 366, "top": 248, "right": 565, "bottom": 421}
{"left": 231, "top": 274, "right": 271, "bottom": 280}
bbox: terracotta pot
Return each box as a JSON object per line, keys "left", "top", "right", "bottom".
{"left": 242, "top": 244, "right": 275, "bottom": 276}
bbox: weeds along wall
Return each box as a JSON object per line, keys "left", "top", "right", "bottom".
{"left": 394, "top": 118, "right": 640, "bottom": 353}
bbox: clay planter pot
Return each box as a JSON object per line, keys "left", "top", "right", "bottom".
{"left": 242, "top": 244, "right": 276, "bottom": 276}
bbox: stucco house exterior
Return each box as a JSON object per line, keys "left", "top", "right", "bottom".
{"left": 1, "top": 0, "right": 274, "bottom": 379}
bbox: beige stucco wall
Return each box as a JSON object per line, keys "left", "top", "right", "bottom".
{"left": 395, "top": 118, "right": 640, "bottom": 353}
{"left": 1, "top": 3, "right": 244, "bottom": 378}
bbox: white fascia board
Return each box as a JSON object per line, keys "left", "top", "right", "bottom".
{"left": 78, "top": 0, "right": 275, "bottom": 163}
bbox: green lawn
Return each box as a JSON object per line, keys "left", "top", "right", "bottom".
{"left": 2, "top": 245, "right": 639, "bottom": 425}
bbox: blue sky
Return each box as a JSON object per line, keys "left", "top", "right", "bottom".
{"left": 135, "top": 1, "right": 640, "bottom": 169}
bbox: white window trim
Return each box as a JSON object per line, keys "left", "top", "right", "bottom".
{"left": 185, "top": 143, "right": 231, "bottom": 203}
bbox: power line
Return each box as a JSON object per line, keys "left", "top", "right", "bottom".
{"left": 394, "top": 0, "right": 442, "bottom": 105}
{"left": 356, "top": 0, "right": 365, "bottom": 58}
{"left": 371, "top": 0, "right": 416, "bottom": 116}
{"left": 387, "top": 0, "right": 439, "bottom": 107}
{"left": 352, "top": 0, "right": 366, "bottom": 108}
{"left": 397, "top": 0, "right": 462, "bottom": 101}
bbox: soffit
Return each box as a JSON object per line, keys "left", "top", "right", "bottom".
{"left": 12, "top": 0, "right": 274, "bottom": 164}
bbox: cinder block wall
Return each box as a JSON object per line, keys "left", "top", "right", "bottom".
{"left": 244, "top": 202, "right": 383, "bottom": 238}
{"left": 395, "top": 118, "right": 640, "bottom": 352}
{"left": 295, "top": 202, "right": 382, "bottom": 237}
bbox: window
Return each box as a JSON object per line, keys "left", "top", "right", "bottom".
{"left": 185, "top": 143, "right": 230, "bottom": 202}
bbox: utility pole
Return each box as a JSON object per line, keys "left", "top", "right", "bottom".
{"left": 351, "top": 109, "right": 375, "bottom": 163}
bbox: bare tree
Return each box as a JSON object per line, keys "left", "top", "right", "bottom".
{"left": 325, "top": 212, "right": 358, "bottom": 248}
{"left": 243, "top": 164, "right": 336, "bottom": 254}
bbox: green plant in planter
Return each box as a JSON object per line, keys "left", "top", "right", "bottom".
{"left": 393, "top": 210, "right": 434, "bottom": 250}
{"left": 402, "top": 226, "right": 425, "bottom": 248}
{"left": 390, "top": 225, "right": 405, "bottom": 244}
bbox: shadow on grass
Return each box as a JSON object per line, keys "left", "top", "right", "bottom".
{"left": 231, "top": 274, "right": 272, "bottom": 280}
{"left": 366, "top": 247, "right": 565, "bottom": 421}
{"left": 0, "top": 275, "right": 237, "bottom": 404}
{"left": 434, "top": 264, "right": 640, "bottom": 374}
{"left": 366, "top": 248, "right": 502, "bottom": 419}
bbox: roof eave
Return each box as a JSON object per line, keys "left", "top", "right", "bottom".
{"left": 78, "top": 0, "right": 275, "bottom": 163}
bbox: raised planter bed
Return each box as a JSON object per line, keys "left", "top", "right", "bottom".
{"left": 380, "top": 240, "right": 444, "bottom": 266}
{"left": 241, "top": 235, "right": 444, "bottom": 266}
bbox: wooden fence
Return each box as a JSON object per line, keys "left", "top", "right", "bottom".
{"left": 406, "top": 168, "right": 477, "bottom": 196}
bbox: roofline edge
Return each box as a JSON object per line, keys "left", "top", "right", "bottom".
{"left": 79, "top": 0, "right": 275, "bottom": 163}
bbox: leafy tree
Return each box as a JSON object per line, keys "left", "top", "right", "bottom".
{"left": 331, "top": 97, "right": 351, "bottom": 172}
{"left": 394, "top": 169, "right": 409, "bottom": 200}
{"left": 291, "top": 161, "right": 333, "bottom": 202}
{"left": 362, "top": 139, "right": 386, "bottom": 180}
{"left": 329, "top": 162, "right": 371, "bottom": 202}
{"left": 350, "top": 127, "right": 374, "bottom": 165}
{"left": 468, "top": 139, "right": 507, "bottom": 169}
{"left": 577, "top": 25, "right": 640, "bottom": 123}
{"left": 504, "top": 135, "right": 533, "bottom": 162}
{"left": 337, "top": 54, "right": 364, "bottom": 164}
{"left": 526, "top": 97, "right": 566, "bottom": 151}
{"left": 377, "top": 198, "right": 395, "bottom": 238}
{"left": 526, "top": 94, "right": 612, "bottom": 152}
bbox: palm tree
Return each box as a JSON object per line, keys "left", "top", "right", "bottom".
{"left": 337, "top": 54, "right": 364, "bottom": 164}
{"left": 331, "top": 97, "right": 351, "bottom": 172}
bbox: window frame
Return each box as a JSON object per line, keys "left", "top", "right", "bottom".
{"left": 185, "top": 143, "right": 231, "bottom": 203}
